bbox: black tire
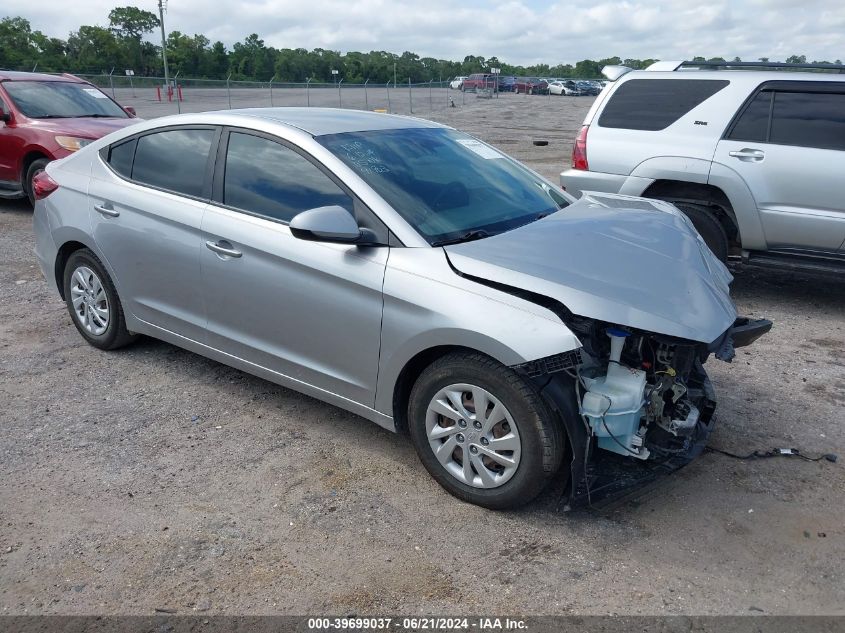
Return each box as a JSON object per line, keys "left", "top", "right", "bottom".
{"left": 62, "top": 248, "right": 137, "bottom": 350}
{"left": 25, "top": 158, "right": 50, "bottom": 207}
{"left": 408, "top": 352, "right": 564, "bottom": 510}
{"left": 671, "top": 201, "right": 729, "bottom": 262}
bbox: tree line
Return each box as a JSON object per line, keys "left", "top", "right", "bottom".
{"left": 1, "top": 8, "right": 838, "bottom": 84}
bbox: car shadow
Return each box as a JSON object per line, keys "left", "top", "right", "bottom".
{"left": 0, "top": 198, "right": 31, "bottom": 215}
{"left": 729, "top": 263, "right": 845, "bottom": 309}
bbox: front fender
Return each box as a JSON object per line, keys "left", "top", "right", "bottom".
{"left": 374, "top": 248, "right": 581, "bottom": 415}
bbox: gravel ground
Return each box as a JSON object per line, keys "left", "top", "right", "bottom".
{"left": 0, "top": 94, "right": 843, "bottom": 616}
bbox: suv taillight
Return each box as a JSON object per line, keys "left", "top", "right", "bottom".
{"left": 572, "top": 125, "right": 589, "bottom": 171}
{"left": 32, "top": 171, "right": 59, "bottom": 200}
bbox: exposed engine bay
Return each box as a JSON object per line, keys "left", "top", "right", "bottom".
{"left": 516, "top": 314, "right": 771, "bottom": 508}
{"left": 574, "top": 319, "right": 717, "bottom": 463}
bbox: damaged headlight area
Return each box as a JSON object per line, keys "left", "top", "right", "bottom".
{"left": 515, "top": 314, "right": 771, "bottom": 509}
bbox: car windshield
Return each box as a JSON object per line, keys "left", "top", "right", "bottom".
{"left": 3, "top": 81, "right": 127, "bottom": 119}
{"left": 317, "top": 127, "right": 569, "bottom": 245}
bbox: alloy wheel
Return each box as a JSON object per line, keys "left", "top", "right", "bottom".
{"left": 425, "top": 383, "right": 522, "bottom": 488}
{"left": 69, "top": 266, "right": 110, "bottom": 336}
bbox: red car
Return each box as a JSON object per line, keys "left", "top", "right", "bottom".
{"left": 513, "top": 77, "right": 549, "bottom": 95}
{"left": 0, "top": 71, "right": 139, "bottom": 205}
{"left": 461, "top": 73, "right": 497, "bottom": 92}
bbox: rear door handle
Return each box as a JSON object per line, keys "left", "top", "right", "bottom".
{"left": 728, "top": 148, "right": 765, "bottom": 162}
{"left": 94, "top": 204, "right": 120, "bottom": 217}
{"left": 205, "top": 240, "right": 242, "bottom": 258}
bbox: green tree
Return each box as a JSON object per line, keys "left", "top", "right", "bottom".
{"left": 785, "top": 54, "right": 807, "bottom": 64}
{"left": 108, "top": 6, "right": 160, "bottom": 73}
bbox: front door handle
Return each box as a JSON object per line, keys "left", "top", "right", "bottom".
{"left": 728, "top": 148, "right": 765, "bottom": 162}
{"left": 94, "top": 204, "right": 120, "bottom": 217}
{"left": 205, "top": 240, "right": 242, "bottom": 258}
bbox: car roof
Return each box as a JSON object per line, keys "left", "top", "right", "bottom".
{"left": 623, "top": 69, "right": 845, "bottom": 84}
{"left": 0, "top": 71, "right": 87, "bottom": 83}
{"left": 222, "top": 107, "right": 446, "bottom": 136}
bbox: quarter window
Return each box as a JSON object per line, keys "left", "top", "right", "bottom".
{"left": 222, "top": 132, "right": 353, "bottom": 223}
{"left": 107, "top": 138, "right": 137, "bottom": 178}
{"left": 598, "top": 79, "right": 729, "bottom": 131}
{"left": 132, "top": 129, "right": 214, "bottom": 197}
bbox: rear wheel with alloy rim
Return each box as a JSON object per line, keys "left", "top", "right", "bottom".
{"left": 408, "top": 352, "right": 564, "bottom": 509}
{"left": 63, "top": 249, "right": 137, "bottom": 350}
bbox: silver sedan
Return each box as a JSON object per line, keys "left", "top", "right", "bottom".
{"left": 32, "top": 108, "right": 770, "bottom": 509}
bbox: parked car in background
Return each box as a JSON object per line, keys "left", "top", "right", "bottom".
{"left": 497, "top": 75, "right": 517, "bottom": 92}
{"left": 576, "top": 80, "right": 602, "bottom": 96}
{"left": 561, "top": 60, "right": 845, "bottom": 271}
{"left": 461, "top": 73, "right": 497, "bottom": 92}
{"left": 33, "top": 107, "right": 769, "bottom": 509}
{"left": 449, "top": 76, "right": 467, "bottom": 90}
{"left": 513, "top": 77, "right": 548, "bottom": 94}
{"left": 549, "top": 80, "right": 579, "bottom": 96}
{"left": 0, "top": 71, "right": 138, "bottom": 205}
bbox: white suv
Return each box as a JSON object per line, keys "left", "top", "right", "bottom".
{"left": 560, "top": 61, "right": 845, "bottom": 271}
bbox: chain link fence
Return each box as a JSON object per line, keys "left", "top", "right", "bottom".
{"left": 75, "top": 74, "right": 568, "bottom": 118}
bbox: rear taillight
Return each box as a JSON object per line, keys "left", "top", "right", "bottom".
{"left": 572, "top": 125, "right": 589, "bottom": 171}
{"left": 32, "top": 171, "right": 59, "bottom": 201}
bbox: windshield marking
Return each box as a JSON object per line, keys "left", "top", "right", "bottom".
{"left": 456, "top": 139, "right": 504, "bottom": 160}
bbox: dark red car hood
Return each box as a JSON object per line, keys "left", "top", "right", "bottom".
{"left": 25, "top": 116, "right": 140, "bottom": 139}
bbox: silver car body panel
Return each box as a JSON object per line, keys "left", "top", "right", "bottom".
{"left": 445, "top": 194, "right": 736, "bottom": 344}
{"left": 35, "top": 108, "right": 741, "bottom": 435}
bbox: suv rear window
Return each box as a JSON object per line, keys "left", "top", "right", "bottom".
{"left": 598, "top": 79, "right": 729, "bottom": 131}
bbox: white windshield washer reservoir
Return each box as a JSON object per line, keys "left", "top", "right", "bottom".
{"left": 580, "top": 328, "right": 650, "bottom": 459}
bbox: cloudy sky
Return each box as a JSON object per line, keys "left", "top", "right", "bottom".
{"left": 7, "top": 0, "right": 845, "bottom": 65}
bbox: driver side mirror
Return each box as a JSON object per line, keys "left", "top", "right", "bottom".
{"left": 123, "top": 106, "right": 136, "bottom": 117}
{"left": 289, "top": 205, "right": 379, "bottom": 245}
{"left": 0, "top": 105, "right": 10, "bottom": 124}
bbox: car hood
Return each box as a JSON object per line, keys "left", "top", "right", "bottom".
{"left": 26, "top": 116, "right": 140, "bottom": 139}
{"left": 444, "top": 192, "right": 737, "bottom": 344}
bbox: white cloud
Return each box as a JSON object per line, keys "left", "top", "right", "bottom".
{"left": 5, "top": 0, "right": 845, "bottom": 65}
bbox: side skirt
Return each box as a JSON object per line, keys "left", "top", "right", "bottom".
{"left": 130, "top": 318, "right": 397, "bottom": 432}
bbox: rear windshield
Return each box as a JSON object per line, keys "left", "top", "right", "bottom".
{"left": 3, "top": 81, "right": 127, "bottom": 119}
{"left": 598, "top": 79, "right": 729, "bottom": 131}
{"left": 317, "top": 127, "right": 570, "bottom": 245}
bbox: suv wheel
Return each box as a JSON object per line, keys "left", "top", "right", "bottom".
{"left": 408, "top": 352, "right": 564, "bottom": 509}
{"left": 25, "top": 158, "right": 50, "bottom": 207}
{"left": 671, "top": 202, "right": 729, "bottom": 262}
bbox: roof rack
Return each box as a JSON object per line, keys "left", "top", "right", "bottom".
{"left": 677, "top": 60, "right": 845, "bottom": 73}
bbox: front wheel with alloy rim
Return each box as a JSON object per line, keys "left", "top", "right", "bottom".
{"left": 63, "top": 249, "right": 137, "bottom": 350}
{"left": 408, "top": 352, "right": 564, "bottom": 509}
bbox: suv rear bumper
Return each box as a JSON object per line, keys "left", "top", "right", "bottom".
{"left": 560, "top": 169, "right": 653, "bottom": 198}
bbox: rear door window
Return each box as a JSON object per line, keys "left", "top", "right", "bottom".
{"left": 769, "top": 91, "right": 845, "bottom": 151}
{"left": 132, "top": 128, "right": 215, "bottom": 197}
{"left": 727, "top": 89, "right": 845, "bottom": 151}
{"left": 598, "top": 79, "right": 729, "bottom": 131}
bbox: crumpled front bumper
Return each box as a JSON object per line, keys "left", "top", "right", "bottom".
{"left": 711, "top": 317, "right": 773, "bottom": 362}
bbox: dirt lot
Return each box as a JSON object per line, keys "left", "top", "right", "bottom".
{"left": 1, "top": 94, "right": 843, "bottom": 616}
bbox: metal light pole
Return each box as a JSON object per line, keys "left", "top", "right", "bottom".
{"left": 158, "top": 0, "right": 170, "bottom": 94}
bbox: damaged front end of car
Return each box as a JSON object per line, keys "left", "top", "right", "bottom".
{"left": 514, "top": 314, "right": 771, "bottom": 509}
{"left": 444, "top": 192, "right": 773, "bottom": 508}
